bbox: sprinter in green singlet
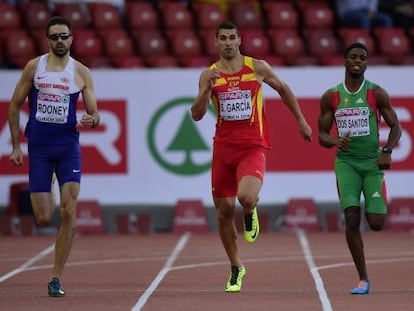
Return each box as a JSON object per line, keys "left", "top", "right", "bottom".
{"left": 318, "top": 42, "right": 402, "bottom": 295}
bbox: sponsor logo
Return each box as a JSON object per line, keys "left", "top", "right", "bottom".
{"left": 147, "top": 97, "right": 215, "bottom": 175}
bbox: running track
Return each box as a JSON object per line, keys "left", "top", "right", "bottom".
{"left": 1, "top": 231, "right": 414, "bottom": 311}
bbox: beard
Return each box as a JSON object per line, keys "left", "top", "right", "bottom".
{"left": 51, "top": 45, "right": 70, "bottom": 57}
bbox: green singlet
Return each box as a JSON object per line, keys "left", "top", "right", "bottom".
{"left": 330, "top": 79, "right": 386, "bottom": 213}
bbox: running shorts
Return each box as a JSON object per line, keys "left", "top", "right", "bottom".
{"left": 28, "top": 141, "right": 82, "bottom": 192}
{"left": 211, "top": 143, "right": 266, "bottom": 198}
{"left": 335, "top": 157, "right": 387, "bottom": 214}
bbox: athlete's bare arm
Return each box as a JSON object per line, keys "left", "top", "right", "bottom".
{"left": 318, "top": 90, "right": 351, "bottom": 151}
{"left": 191, "top": 68, "right": 220, "bottom": 121}
{"left": 375, "top": 86, "right": 402, "bottom": 169}
{"left": 76, "top": 62, "right": 99, "bottom": 128}
{"left": 8, "top": 58, "right": 38, "bottom": 165}
{"left": 253, "top": 59, "right": 312, "bottom": 141}
{"left": 375, "top": 86, "right": 402, "bottom": 149}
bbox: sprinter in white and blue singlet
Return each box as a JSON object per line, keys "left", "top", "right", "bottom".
{"left": 8, "top": 16, "right": 100, "bottom": 297}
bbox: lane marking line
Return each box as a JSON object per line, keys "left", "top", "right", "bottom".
{"left": 131, "top": 232, "right": 191, "bottom": 311}
{"left": 0, "top": 244, "right": 55, "bottom": 283}
{"left": 296, "top": 229, "right": 333, "bottom": 311}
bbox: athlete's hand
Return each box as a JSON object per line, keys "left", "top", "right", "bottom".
{"left": 299, "top": 120, "right": 312, "bottom": 142}
{"left": 336, "top": 131, "right": 351, "bottom": 151}
{"left": 9, "top": 147, "right": 24, "bottom": 166}
{"left": 377, "top": 152, "right": 392, "bottom": 170}
{"left": 206, "top": 69, "right": 220, "bottom": 88}
{"left": 80, "top": 114, "right": 96, "bottom": 128}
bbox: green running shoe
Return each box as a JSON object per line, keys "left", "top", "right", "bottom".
{"left": 243, "top": 207, "right": 259, "bottom": 243}
{"left": 225, "top": 266, "right": 246, "bottom": 292}
{"left": 48, "top": 277, "right": 65, "bottom": 297}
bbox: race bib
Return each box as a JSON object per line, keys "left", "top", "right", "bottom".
{"left": 35, "top": 92, "right": 70, "bottom": 124}
{"left": 335, "top": 107, "right": 370, "bottom": 137}
{"left": 218, "top": 90, "right": 253, "bottom": 121}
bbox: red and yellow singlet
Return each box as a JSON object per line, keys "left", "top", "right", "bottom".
{"left": 210, "top": 56, "right": 271, "bottom": 149}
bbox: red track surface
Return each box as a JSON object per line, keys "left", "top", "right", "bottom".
{"left": 1, "top": 231, "right": 414, "bottom": 311}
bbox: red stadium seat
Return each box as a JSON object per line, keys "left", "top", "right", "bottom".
{"left": 158, "top": 1, "right": 193, "bottom": 31}
{"left": 125, "top": 2, "right": 159, "bottom": 31}
{"left": 179, "top": 55, "right": 212, "bottom": 68}
{"left": 88, "top": 3, "right": 122, "bottom": 30}
{"left": 101, "top": 29, "right": 134, "bottom": 58}
{"left": 0, "top": 3, "right": 22, "bottom": 38}
{"left": 337, "top": 27, "right": 376, "bottom": 55}
{"left": 320, "top": 54, "right": 345, "bottom": 66}
{"left": 267, "top": 29, "right": 305, "bottom": 66}
{"left": 132, "top": 29, "right": 169, "bottom": 57}
{"left": 17, "top": 2, "right": 51, "bottom": 30}
{"left": 262, "top": 1, "right": 298, "bottom": 30}
{"left": 71, "top": 29, "right": 104, "bottom": 60}
{"left": 228, "top": 1, "right": 262, "bottom": 29}
{"left": 146, "top": 55, "right": 179, "bottom": 68}
{"left": 300, "top": 2, "right": 334, "bottom": 29}
{"left": 239, "top": 29, "right": 271, "bottom": 59}
{"left": 198, "top": 29, "right": 218, "bottom": 60}
{"left": 4, "top": 29, "right": 36, "bottom": 68}
{"left": 53, "top": 3, "right": 90, "bottom": 29}
{"left": 304, "top": 29, "right": 340, "bottom": 57}
{"left": 373, "top": 27, "right": 410, "bottom": 64}
{"left": 112, "top": 55, "right": 145, "bottom": 68}
{"left": 84, "top": 56, "right": 112, "bottom": 68}
{"left": 31, "top": 29, "right": 50, "bottom": 55}
{"left": 168, "top": 29, "right": 202, "bottom": 58}
{"left": 192, "top": 2, "right": 226, "bottom": 30}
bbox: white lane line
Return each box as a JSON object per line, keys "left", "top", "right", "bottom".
{"left": 0, "top": 244, "right": 55, "bottom": 282}
{"left": 131, "top": 232, "right": 191, "bottom": 311}
{"left": 296, "top": 229, "right": 333, "bottom": 311}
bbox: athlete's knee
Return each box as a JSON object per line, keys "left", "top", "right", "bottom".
{"left": 366, "top": 213, "right": 385, "bottom": 231}
{"left": 237, "top": 192, "right": 257, "bottom": 210}
{"left": 344, "top": 206, "right": 361, "bottom": 230}
{"left": 33, "top": 211, "right": 53, "bottom": 227}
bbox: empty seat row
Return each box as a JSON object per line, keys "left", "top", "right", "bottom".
{"left": 1, "top": 1, "right": 414, "bottom": 68}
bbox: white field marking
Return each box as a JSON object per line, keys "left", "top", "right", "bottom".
{"left": 0, "top": 244, "right": 55, "bottom": 283}
{"left": 131, "top": 232, "right": 191, "bottom": 311}
{"left": 317, "top": 256, "right": 414, "bottom": 271}
{"left": 296, "top": 229, "right": 333, "bottom": 311}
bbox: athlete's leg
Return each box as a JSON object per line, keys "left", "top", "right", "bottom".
{"left": 237, "top": 176, "right": 261, "bottom": 215}
{"left": 51, "top": 142, "right": 81, "bottom": 279}
{"left": 214, "top": 196, "right": 241, "bottom": 267}
{"left": 52, "top": 181, "right": 79, "bottom": 278}
{"left": 344, "top": 206, "right": 368, "bottom": 281}
{"left": 363, "top": 169, "right": 387, "bottom": 231}
{"left": 336, "top": 158, "right": 368, "bottom": 281}
{"left": 28, "top": 145, "right": 56, "bottom": 226}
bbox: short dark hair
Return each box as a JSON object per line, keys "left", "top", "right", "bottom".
{"left": 215, "top": 21, "right": 239, "bottom": 38}
{"left": 46, "top": 16, "right": 72, "bottom": 36}
{"left": 344, "top": 42, "right": 368, "bottom": 58}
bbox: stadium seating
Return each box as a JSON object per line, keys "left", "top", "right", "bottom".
{"left": 125, "top": 2, "right": 159, "bottom": 32}
{"left": 262, "top": 1, "right": 299, "bottom": 30}
{"left": 227, "top": 1, "right": 262, "bottom": 30}
{"left": 191, "top": 2, "right": 225, "bottom": 31}
{"left": 267, "top": 29, "right": 305, "bottom": 65}
{"left": 17, "top": 2, "right": 51, "bottom": 30}
{"left": 1, "top": 0, "right": 414, "bottom": 68}
{"left": 0, "top": 2, "right": 22, "bottom": 39}
{"left": 53, "top": 2, "right": 90, "bottom": 29}
{"left": 373, "top": 27, "right": 411, "bottom": 65}
{"left": 239, "top": 29, "right": 272, "bottom": 59}
{"left": 4, "top": 29, "right": 36, "bottom": 68}
{"left": 88, "top": 2, "right": 122, "bottom": 31}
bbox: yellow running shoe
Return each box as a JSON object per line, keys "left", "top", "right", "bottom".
{"left": 225, "top": 266, "right": 246, "bottom": 292}
{"left": 243, "top": 207, "right": 259, "bottom": 243}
